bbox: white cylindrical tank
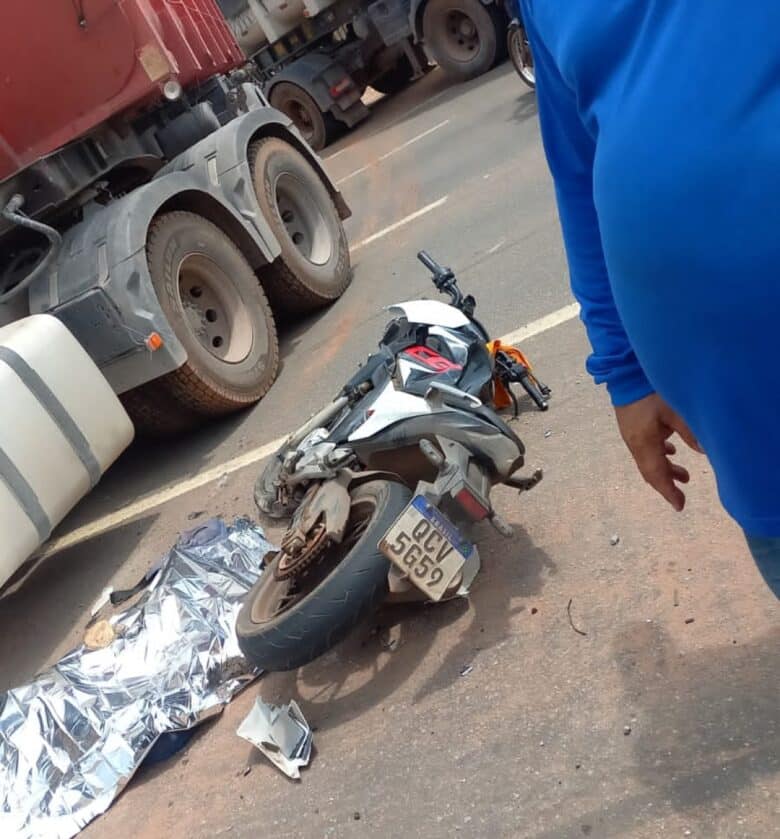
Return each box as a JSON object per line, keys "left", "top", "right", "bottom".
{"left": 0, "top": 315, "right": 134, "bottom": 585}
{"left": 219, "top": 0, "right": 338, "bottom": 54}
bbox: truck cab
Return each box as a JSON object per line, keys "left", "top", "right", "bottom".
{"left": 0, "top": 0, "right": 352, "bottom": 576}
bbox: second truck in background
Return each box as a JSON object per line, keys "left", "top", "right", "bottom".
{"left": 218, "top": 0, "right": 509, "bottom": 149}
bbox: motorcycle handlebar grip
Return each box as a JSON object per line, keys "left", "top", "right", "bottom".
{"left": 519, "top": 373, "right": 549, "bottom": 412}
{"left": 417, "top": 250, "right": 442, "bottom": 275}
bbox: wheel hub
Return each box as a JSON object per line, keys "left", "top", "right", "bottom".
{"left": 274, "top": 172, "right": 333, "bottom": 266}
{"left": 290, "top": 102, "right": 314, "bottom": 142}
{"left": 177, "top": 253, "right": 253, "bottom": 363}
{"left": 275, "top": 522, "right": 331, "bottom": 581}
{"left": 249, "top": 495, "right": 378, "bottom": 624}
{"left": 443, "top": 10, "right": 480, "bottom": 60}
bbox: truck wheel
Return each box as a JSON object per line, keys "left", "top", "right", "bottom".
{"left": 423, "top": 0, "right": 505, "bottom": 81}
{"left": 269, "top": 82, "right": 339, "bottom": 152}
{"left": 250, "top": 138, "right": 351, "bottom": 316}
{"left": 372, "top": 55, "right": 416, "bottom": 95}
{"left": 123, "top": 211, "right": 279, "bottom": 433}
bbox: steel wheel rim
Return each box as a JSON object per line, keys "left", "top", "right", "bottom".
{"left": 274, "top": 172, "right": 333, "bottom": 266}
{"left": 177, "top": 253, "right": 254, "bottom": 363}
{"left": 286, "top": 100, "right": 315, "bottom": 144}
{"left": 438, "top": 9, "right": 481, "bottom": 63}
{"left": 511, "top": 30, "right": 535, "bottom": 85}
{"left": 249, "top": 497, "right": 377, "bottom": 625}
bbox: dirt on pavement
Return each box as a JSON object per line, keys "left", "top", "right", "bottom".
{"left": 79, "top": 322, "right": 779, "bottom": 839}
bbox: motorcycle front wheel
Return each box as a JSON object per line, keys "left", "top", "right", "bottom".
{"left": 508, "top": 25, "right": 535, "bottom": 89}
{"left": 237, "top": 480, "right": 412, "bottom": 671}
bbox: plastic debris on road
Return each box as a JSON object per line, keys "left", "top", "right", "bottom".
{"left": 237, "top": 698, "right": 313, "bottom": 780}
{"left": 0, "top": 518, "right": 272, "bottom": 839}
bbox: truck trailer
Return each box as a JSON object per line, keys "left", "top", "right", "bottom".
{"left": 217, "top": 0, "right": 509, "bottom": 149}
{"left": 0, "top": 0, "right": 352, "bottom": 578}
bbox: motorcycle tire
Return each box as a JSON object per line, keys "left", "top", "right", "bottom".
{"left": 237, "top": 480, "right": 412, "bottom": 671}
{"left": 508, "top": 24, "right": 535, "bottom": 88}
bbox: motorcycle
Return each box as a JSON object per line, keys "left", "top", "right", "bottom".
{"left": 506, "top": 0, "right": 535, "bottom": 89}
{"left": 236, "top": 252, "right": 550, "bottom": 671}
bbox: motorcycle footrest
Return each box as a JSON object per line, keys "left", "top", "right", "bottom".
{"left": 505, "top": 468, "right": 544, "bottom": 493}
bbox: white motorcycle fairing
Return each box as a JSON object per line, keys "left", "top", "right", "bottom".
{"left": 347, "top": 379, "right": 433, "bottom": 442}
{"left": 388, "top": 299, "right": 471, "bottom": 329}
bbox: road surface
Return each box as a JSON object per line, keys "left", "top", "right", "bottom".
{"left": 2, "top": 65, "right": 777, "bottom": 839}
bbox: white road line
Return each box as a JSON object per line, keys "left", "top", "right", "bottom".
{"left": 324, "top": 147, "right": 350, "bottom": 162}
{"left": 352, "top": 197, "right": 448, "bottom": 250}
{"left": 377, "top": 120, "right": 450, "bottom": 162}
{"left": 487, "top": 238, "right": 506, "bottom": 255}
{"left": 335, "top": 120, "right": 450, "bottom": 185}
{"left": 336, "top": 164, "right": 370, "bottom": 186}
{"left": 499, "top": 302, "right": 580, "bottom": 345}
{"left": 38, "top": 300, "right": 580, "bottom": 558}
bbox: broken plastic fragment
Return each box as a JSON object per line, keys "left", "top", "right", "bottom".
{"left": 237, "top": 698, "right": 313, "bottom": 780}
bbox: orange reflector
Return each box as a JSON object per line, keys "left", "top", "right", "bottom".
{"left": 145, "top": 332, "right": 164, "bottom": 351}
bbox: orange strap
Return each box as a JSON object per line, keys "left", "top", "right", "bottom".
{"left": 487, "top": 340, "right": 534, "bottom": 410}
{"left": 487, "top": 339, "right": 534, "bottom": 371}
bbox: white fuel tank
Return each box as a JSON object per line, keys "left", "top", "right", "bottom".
{"left": 220, "top": 0, "right": 338, "bottom": 54}
{"left": 0, "top": 315, "right": 134, "bottom": 585}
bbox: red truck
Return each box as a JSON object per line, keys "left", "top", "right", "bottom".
{"left": 0, "top": 0, "right": 351, "bottom": 432}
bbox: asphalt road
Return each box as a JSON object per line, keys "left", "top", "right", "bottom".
{"left": 2, "top": 65, "right": 778, "bottom": 838}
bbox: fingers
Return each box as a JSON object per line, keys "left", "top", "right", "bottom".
{"left": 633, "top": 447, "right": 687, "bottom": 512}
{"left": 648, "top": 465, "right": 686, "bottom": 511}
{"left": 614, "top": 396, "right": 697, "bottom": 513}
{"left": 668, "top": 414, "right": 704, "bottom": 454}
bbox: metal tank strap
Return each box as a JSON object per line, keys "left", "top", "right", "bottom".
{"left": 0, "top": 346, "right": 102, "bottom": 487}
{"left": 0, "top": 446, "right": 51, "bottom": 542}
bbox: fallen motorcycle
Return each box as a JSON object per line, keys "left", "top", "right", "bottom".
{"left": 237, "top": 252, "right": 550, "bottom": 671}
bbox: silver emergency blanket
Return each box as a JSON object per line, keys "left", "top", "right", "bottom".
{"left": 0, "top": 518, "right": 271, "bottom": 839}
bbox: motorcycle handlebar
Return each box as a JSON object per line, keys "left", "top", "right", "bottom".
{"left": 417, "top": 250, "right": 443, "bottom": 276}
{"left": 417, "top": 250, "right": 459, "bottom": 300}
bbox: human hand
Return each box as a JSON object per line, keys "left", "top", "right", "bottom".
{"left": 614, "top": 393, "right": 704, "bottom": 512}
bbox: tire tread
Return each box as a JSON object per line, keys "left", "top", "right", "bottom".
{"left": 249, "top": 138, "right": 351, "bottom": 316}
{"left": 123, "top": 211, "right": 280, "bottom": 434}
{"left": 237, "top": 480, "right": 411, "bottom": 671}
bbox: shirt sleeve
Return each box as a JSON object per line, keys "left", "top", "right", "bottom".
{"left": 522, "top": 6, "right": 654, "bottom": 406}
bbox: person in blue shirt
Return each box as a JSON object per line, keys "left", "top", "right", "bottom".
{"left": 521, "top": 1, "right": 779, "bottom": 597}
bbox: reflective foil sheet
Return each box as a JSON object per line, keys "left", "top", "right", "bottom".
{"left": 0, "top": 518, "right": 271, "bottom": 839}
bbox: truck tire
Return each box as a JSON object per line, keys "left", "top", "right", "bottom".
{"left": 237, "top": 480, "right": 411, "bottom": 671}
{"left": 269, "top": 82, "right": 339, "bottom": 152}
{"left": 123, "top": 211, "right": 279, "bottom": 433}
{"left": 372, "top": 55, "right": 416, "bottom": 95}
{"left": 250, "top": 138, "right": 351, "bottom": 316}
{"left": 422, "top": 0, "right": 505, "bottom": 81}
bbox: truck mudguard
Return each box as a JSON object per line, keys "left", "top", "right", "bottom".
{"left": 264, "top": 52, "right": 347, "bottom": 113}
{"left": 28, "top": 104, "right": 346, "bottom": 394}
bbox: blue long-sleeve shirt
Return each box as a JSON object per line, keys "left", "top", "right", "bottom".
{"left": 523, "top": 1, "right": 780, "bottom": 535}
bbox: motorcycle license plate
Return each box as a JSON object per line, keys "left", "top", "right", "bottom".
{"left": 380, "top": 496, "right": 473, "bottom": 601}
